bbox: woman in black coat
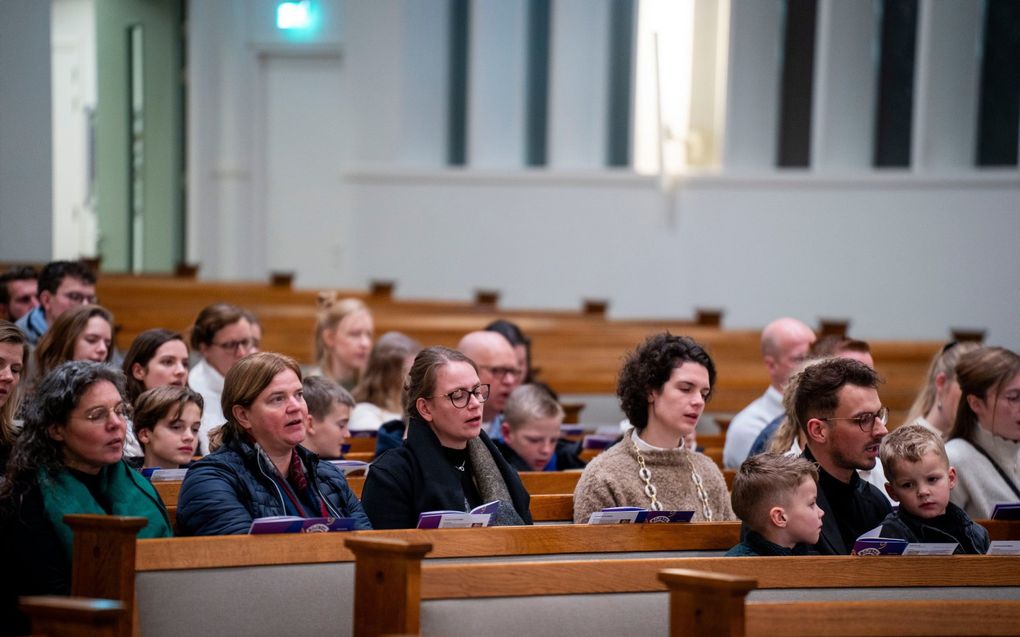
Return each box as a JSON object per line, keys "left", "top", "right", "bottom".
{"left": 361, "top": 346, "right": 531, "bottom": 529}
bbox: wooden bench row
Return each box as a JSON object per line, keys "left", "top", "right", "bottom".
{"left": 347, "top": 537, "right": 1020, "bottom": 636}
{"left": 51, "top": 515, "right": 1020, "bottom": 637}
{"left": 93, "top": 274, "right": 940, "bottom": 414}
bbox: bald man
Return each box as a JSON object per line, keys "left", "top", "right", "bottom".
{"left": 458, "top": 331, "right": 523, "bottom": 437}
{"left": 723, "top": 317, "right": 816, "bottom": 469}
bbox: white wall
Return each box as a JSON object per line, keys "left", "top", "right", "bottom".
{"left": 0, "top": 0, "right": 52, "bottom": 260}
{"left": 185, "top": 0, "right": 1020, "bottom": 349}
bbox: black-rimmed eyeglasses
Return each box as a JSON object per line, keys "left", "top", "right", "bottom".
{"left": 433, "top": 384, "right": 490, "bottom": 408}
{"left": 820, "top": 406, "right": 889, "bottom": 433}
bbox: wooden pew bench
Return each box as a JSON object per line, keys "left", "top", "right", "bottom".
{"left": 67, "top": 515, "right": 740, "bottom": 637}
{"left": 347, "top": 537, "right": 1020, "bottom": 637}
{"left": 660, "top": 568, "right": 1020, "bottom": 637}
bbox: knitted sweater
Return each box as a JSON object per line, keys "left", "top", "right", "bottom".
{"left": 572, "top": 434, "right": 735, "bottom": 524}
{"left": 946, "top": 426, "right": 1020, "bottom": 520}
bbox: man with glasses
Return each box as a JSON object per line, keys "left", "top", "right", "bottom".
{"left": 457, "top": 331, "right": 523, "bottom": 441}
{"left": 15, "top": 260, "right": 97, "bottom": 345}
{"left": 790, "top": 357, "right": 892, "bottom": 554}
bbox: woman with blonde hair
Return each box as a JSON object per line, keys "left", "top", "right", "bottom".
{"left": 349, "top": 331, "right": 421, "bottom": 432}
{"left": 903, "top": 341, "right": 980, "bottom": 436}
{"left": 0, "top": 321, "right": 29, "bottom": 472}
{"left": 312, "top": 294, "right": 373, "bottom": 390}
{"left": 34, "top": 304, "right": 114, "bottom": 379}
{"left": 946, "top": 346, "right": 1020, "bottom": 519}
{"left": 177, "top": 352, "right": 370, "bottom": 535}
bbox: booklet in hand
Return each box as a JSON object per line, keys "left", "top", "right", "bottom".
{"left": 990, "top": 502, "right": 1020, "bottom": 520}
{"left": 142, "top": 467, "right": 188, "bottom": 481}
{"left": 417, "top": 501, "right": 500, "bottom": 529}
{"left": 587, "top": 507, "right": 694, "bottom": 525}
{"left": 248, "top": 516, "right": 357, "bottom": 534}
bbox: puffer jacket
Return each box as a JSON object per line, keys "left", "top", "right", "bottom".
{"left": 176, "top": 437, "right": 371, "bottom": 535}
{"left": 875, "top": 502, "right": 990, "bottom": 554}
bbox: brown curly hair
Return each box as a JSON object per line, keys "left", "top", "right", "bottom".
{"left": 616, "top": 333, "right": 716, "bottom": 430}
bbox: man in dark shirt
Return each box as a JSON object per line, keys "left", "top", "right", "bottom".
{"left": 791, "top": 357, "right": 892, "bottom": 554}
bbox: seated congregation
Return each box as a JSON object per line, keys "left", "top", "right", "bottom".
{"left": 0, "top": 261, "right": 1018, "bottom": 637}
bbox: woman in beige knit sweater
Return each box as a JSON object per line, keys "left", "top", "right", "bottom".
{"left": 573, "top": 333, "right": 735, "bottom": 523}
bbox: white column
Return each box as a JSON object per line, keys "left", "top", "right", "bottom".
{"left": 687, "top": 0, "right": 730, "bottom": 169}
{"left": 722, "top": 0, "right": 784, "bottom": 170}
{"left": 546, "top": 0, "right": 611, "bottom": 169}
{"left": 810, "top": 0, "right": 877, "bottom": 171}
{"left": 467, "top": 0, "right": 528, "bottom": 167}
{"left": 911, "top": 0, "right": 984, "bottom": 171}
{"left": 399, "top": 0, "right": 450, "bottom": 166}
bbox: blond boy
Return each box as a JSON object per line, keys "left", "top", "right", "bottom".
{"left": 726, "top": 454, "right": 824, "bottom": 556}
{"left": 873, "top": 424, "right": 989, "bottom": 554}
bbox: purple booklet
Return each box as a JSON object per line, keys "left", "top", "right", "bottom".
{"left": 851, "top": 538, "right": 908, "bottom": 556}
{"left": 581, "top": 434, "right": 619, "bottom": 450}
{"left": 417, "top": 501, "right": 500, "bottom": 529}
{"left": 248, "top": 516, "right": 357, "bottom": 534}
{"left": 991, "top": 503, "right": 1020, "bottom": 520}
{"left": 587, "top": 507, "right": 694, "bottom": 525}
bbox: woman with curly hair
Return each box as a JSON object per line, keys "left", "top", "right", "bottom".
{"left": 573, "top": 333, "right": 734, "bottom": 523}
{"left": 0, "top": 361, "right": 172, "bottom": 634}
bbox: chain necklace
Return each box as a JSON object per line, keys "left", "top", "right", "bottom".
{"left": 631, "top": 437, "right": 714, "bottom": 521}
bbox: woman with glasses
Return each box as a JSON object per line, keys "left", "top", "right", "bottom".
{"left": 188, "top": 303, "right": 255, "bottom": 455}
{"left": 573, "top": 333, "right": 735, "bottom": 524}
{"left": 360, "top": 346, "right": 531, "bottom": 529}
{"left": 946, "top": 346, "right": 1020, "bottom": 519}
{"left": 176, "top": 352, "right": 370, "bottom": 535}
{"left": 0, "top": 361, "right": 172, "bottom": 634}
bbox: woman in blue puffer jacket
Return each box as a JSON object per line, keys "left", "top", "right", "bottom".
{"left": 177, "top": 352, "right": 370, "bottom": 535}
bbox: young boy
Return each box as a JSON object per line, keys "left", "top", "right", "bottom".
{"left": 726, "top": 454, "right": 824, "bottom": 556}
{"left": 873, "top": 424, "right": 989, "bottom": 554}
{"left": 302, "top": 376, "right": 355, "bottom": 460}
{"left": 494, "top": 384, "right": 585, "bottom": 471}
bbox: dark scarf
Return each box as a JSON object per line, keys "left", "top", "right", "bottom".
{"left": 259, "top": 447, "right": 328, "bottom": 518}
{"left": 38, "top": 460, "right": 173, "bottom": 555}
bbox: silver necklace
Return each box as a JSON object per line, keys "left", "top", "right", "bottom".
{"left": 631, "top": 437, "right": 714, "bottom": 521}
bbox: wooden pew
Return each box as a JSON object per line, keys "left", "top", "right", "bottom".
{"left": 19, "top": 596, "right": 127, "bottom": 637}
{"left": 347, "top": 537, "right": 1020, "bottom": 637}
{"left": 68, "top": 515, "right": 740, "bottom": 637}
{"left": 659, "top": 568, "right": 1020, "bottom": 637}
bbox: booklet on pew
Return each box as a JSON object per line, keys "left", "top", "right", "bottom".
{"left": 587, "top": 507, "right": 694, "bottom": 525}
{"left": 248, "top": 516, "right": 357, "bottom": 534}
{"left": 990, "top": 502, "right": 1020, "bottom": 520}
{"left": 417, "top": 501, "right": 500, "bottom": 529}
{"left": 141, "top": 467, "right": 188, "bottom": 481}
{"left": 852, "top": 526, "right": 957, "bottom": 555}
{"left": 328, "top": 459, "right": 370, "bottom": 475}
{"left": 581, "top": 434, "right": 619, "bottom": 450}
{"left": 987, "top": 541, "right": 1020, "bottom": 555}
